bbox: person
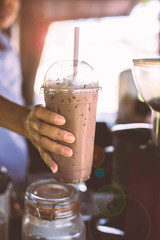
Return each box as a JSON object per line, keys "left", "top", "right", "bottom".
{"left": 0, "top": 0, "right": 75, "bottom": 186}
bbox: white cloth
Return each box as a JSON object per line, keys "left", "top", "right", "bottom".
{"left": 0, "top": 32, "right": 29, "bottom": 183}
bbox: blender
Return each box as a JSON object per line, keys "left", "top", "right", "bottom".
{"left": 132, "top": 58, "right": 160, "bottom": 148}
{"left": 102, "top": 58, "right": 160, "bottom": 240}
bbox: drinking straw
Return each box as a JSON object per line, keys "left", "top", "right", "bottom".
{"left": 73, "top": 27, "right": 80, "bottom": 76}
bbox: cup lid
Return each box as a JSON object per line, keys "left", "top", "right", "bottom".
{"left": 25, "top": 179, "right": 79, "bottom": 220}
{"left": 41, "top": 60, "right": 100, "bottom": 93}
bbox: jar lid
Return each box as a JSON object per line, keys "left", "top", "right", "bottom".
{"left": 25, "top": 179, "right": 79, "bottom": 220}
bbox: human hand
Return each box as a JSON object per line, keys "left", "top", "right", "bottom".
{"left": 24, "top": 105, "right": 75, "bottom": 173}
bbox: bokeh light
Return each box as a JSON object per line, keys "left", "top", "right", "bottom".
{"left": 35, "top": 25, "right": 49, "bottom": 52}
{"left": 34, "top": 8, "right": 46, "bottom": 22}
{"left": 92, "top": 145, "right": 105, "bottom": 168}
{"left": 94, "top": 185, "right": 126, "bottom": 217}
{"left": 95, "top": 167, "right": 104, "bottom": 178}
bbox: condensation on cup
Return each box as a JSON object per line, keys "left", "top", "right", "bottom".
{"left": 41, "top": 60, "right": 101, "bottom": 183}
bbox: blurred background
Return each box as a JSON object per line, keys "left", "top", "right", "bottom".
{"left": 10, "top": 0, "right": 159, "bottom": 121}
{"left": 8, "top": 0, "right": 159, "bottom": 174}
{"left": 6, "top": 1, "right": 160, "bottom": 239}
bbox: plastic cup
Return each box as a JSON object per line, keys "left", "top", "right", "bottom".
{"left": 41, "top": 60, "right": 100, "bottom": 183}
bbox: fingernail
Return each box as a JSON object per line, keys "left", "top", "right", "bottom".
{"left": 51, "top": 166, "right": 58, "bottom": 173}
{"left": 61, "top": 147, "right": 73, "bottom": 157}
{"left": 56, "top": 116, "right": 65, "bottom": 125}
{"left": 64, "top": 133, "right": 75, "bottom": 143}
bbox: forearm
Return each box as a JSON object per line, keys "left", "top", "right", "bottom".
{"left": 0, "top": 95, "right": 31, "bottom": 137}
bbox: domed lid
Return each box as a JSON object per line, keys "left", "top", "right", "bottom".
{"left": 41, "top": 60, "right": 100, "bottom": 94}
{"left": 25, "top": 179, "right": 79, "bottom": 220}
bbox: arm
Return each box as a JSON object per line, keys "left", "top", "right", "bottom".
{"left": 0, "top": 95, "right": 30, "bottom": 136}
{"left": 0, "top": 95, "right": 75, "bottom": 173}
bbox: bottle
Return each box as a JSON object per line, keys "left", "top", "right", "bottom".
{"left": 22, "top": 179, "right": 86, "bottom": 240}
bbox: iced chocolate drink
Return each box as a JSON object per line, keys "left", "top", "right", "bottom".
{"left": 41, "top": 61, "right": 100, "bottom": 183}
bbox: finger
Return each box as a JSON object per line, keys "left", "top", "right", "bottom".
{"left": 39, "top": 149, "right": 58, "bottom": 173}
{"left": 38, "top": 122, "right": 75, "bottom": 143}
{"left": 34, "top": 105, "right": 66, "bottom": 125}
{"left": 39, "top": 135, "right": 73, "bottom": 157}
{"left": 27, "top": 118, "right": 75, "bottom": 144}
{"left": 26, "top": 128, "right": 73, "bottom": 157}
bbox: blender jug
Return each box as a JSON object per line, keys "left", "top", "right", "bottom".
{"left": 132, "top": 58, "right": 160, "bottom": 147}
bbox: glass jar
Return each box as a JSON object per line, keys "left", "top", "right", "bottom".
{"left": 22, "top": 179, "right": 86, "bottom": 240}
